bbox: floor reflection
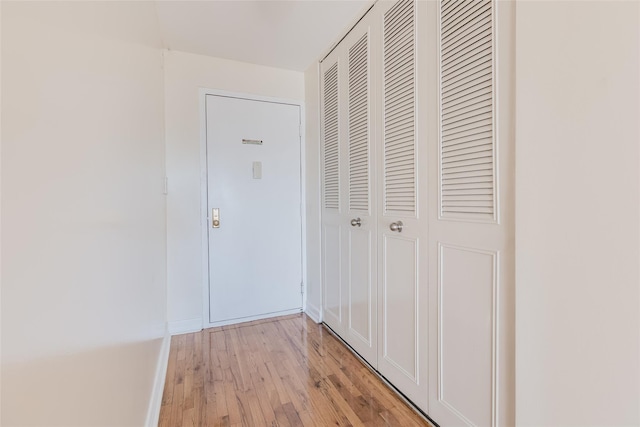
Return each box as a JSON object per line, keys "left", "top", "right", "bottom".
{"left": 159, "top": 313, "right": 431, "bottom": 426}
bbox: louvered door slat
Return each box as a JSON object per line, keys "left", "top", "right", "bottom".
{"left": 387, "top": 149, "right": 415, "bottom": 160}
{"left": 384, "top": 32, "right": 414, "bottom": 58}
{"left": 384, "top": 0, "right": 415, "bottom": 212}
{"left": 386, "top": 127, "right": 414, "bottom": 142}
{"left": 443, "top": 51, "right": 492, "bottom": 79}
{"left": 444, "top": 180, "right": 492, "bottom": 188}
{"left": 443, "top": 5, "right": 491, "bottom": 39}
{"left": 443, "top": 69, "right": 492, "bottom": 95}
{"left": 443, "top": 79, "right": 493, "bottom": 105}
{"left": 442, "top": 65, "right": 491, "bottom": 95}
{"left": 386, "top": 73, "right": 414, "bottom": 92}
{"left": 350, "top": 143, "right": 368, "bottom": 154}
{"left": 350, "top": 45, "right": 368, "bottom": 64}
{"left": 443, "top": 110, "right": 492, "bottom": 129}
{"left": 442, "top": 0, "right": 483, "bottom": 21}
{"left": 443, "top": 94, "right": 492, "bottom": 117}
{"left": 443, "top": 34, "right": 492, "bottom": 62}
{"left": 444, "top": 103, "right": 492, "bottom": 124}
{"left": 444, "top": 17, "right": 492, "bottom": 51}
{"left": 385, "top": 22, "right": 413, "bottom": 44}
{"left": 387, "top": 143, "right": 415, "bottom": 155}
{"left": 443, "top": 87, "right": 491, "bottom": 112}
{"left": 442, "top": 114, "right": 492, "bottom": 134}
{"left": 442, "top": 0, "right": 490, "bottom": 35}
{"left": 443, "top": 172, "right": 492, "bottom": 182}
{"left": 443, "top": 150, "right": 493, "bottom": 164}
{"left": 443, "top": 28, "right": 491, "bottom": 58}
{"left": 387, "top": 156, "right": 414, "bottom": 166}
{"left": 443, "top": 146, "right": 492, "bottom": 160}
{"left": 443, "top": 141, "right": 491, "bottom": 156}
{"left": 444, "top": 67, "right": 491, "bottom": 96}
{"left": 443, "top": 131, "right": 492, "bottom": 148}
{"left": 349, "top": 33, "right": 370, "bottom": 212}
{"left": 323, "top": 62, "right": 339, "bottom": 210}
{"left": 386, "top": 139, "right": 415, "bottom": 152}
{"left": 443, "top": 187, "right": 493, "bottom": 195}
{"left": 385, "top": 1, "right": 413, "bottom": 30}
{"left": 444, "top": 197, "right": 495, "bottom": 204}
{"left": 386, "top": 166, "right": 414, "bottom": 176}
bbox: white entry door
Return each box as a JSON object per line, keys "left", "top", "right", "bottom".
{"left": 206, "top": 94, "right": 303, "bottom": 326}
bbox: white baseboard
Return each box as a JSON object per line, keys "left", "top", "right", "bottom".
{"left": 305, "top": 303, "right": 322, "bottom": 323}
{"left": 145, "top": 333, "right": 171, "bottom": 427}
{"left": 168, "top": 318, "right": 203, "bottom": 335}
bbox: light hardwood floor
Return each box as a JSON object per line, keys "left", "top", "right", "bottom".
{"left": 159, "top": 313, "right": 433, "bottom": 427}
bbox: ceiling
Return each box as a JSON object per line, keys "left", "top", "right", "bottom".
{"left": 154, "top": 1, "right": 375, "bottom": 72}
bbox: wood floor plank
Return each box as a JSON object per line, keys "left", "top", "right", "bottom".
{"left": 248, "top": 370, "right": 278, "bottom": 424}
{"left": 212, "top": 380, "right": 228, "bottom": 427}
{"left": 159, "top": 314, "right": 433, "bottom": 427}
{"left": 168, "top": 380, "right": 184, "bottom": 427}
{"left": 222, "top": 369, "right": 243, "bottom": 425}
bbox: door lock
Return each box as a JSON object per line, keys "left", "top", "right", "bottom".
{"left": 212, "top": 208, "right": 220, "bottom": 228}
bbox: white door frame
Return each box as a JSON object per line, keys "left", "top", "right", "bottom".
{"left": 199, "top": 88, "right": 307, "bottom": 329}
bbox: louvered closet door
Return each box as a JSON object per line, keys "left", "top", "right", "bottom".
{"left": 376, "top": 0, "right": 429, "bottom": 411}
{"left": 427, "top": 0, "right": 515, "bottom": 426}
{"left": 320, "top": 50, "right": 346, "bottom": 336}
{"left": 339, "top": 15, "right": 379, "bottom": 366}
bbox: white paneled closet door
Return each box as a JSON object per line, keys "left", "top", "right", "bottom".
{"left": 341, "top": 14, "right": 379, "bottom": 365}
{"left": 427, "top": 0, "right": 515, "bottom": 426}
{"left": 321, "top": 10, "right": 379, "bottom": 365}
{"left": 320, "top": 52, "right": 345, "bottom": 337}
{"left": 376, "top": 0, "right": 429, "bottom": 411}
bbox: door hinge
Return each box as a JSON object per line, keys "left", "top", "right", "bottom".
{"left": 300, "top": 281, "right": 304, "bottom": 295}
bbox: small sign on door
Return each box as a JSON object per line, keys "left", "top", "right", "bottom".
{"left": 252, "top": 161, "right": 262, "bottom": 179}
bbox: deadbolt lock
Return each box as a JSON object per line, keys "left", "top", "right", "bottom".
{"left": 212, "top": 208, "right": 220, "bottom": 228}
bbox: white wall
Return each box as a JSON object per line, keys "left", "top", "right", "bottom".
{"left": 515, "top": 1, "right": 640, "bottom": 425}
{"left": 303, "top": 62, "right": 322, "bottom": 322}
{"left": 164, "top": 50, "right": 305, "bottom": 330}
{"left": 2, "top": 2, "right": 167, "bottom": 425}
{"left": 0, "top": 1, "right": 3, "bottom": 420}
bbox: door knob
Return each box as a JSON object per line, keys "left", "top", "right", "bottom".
{"left": 350, "top": 218, "right": 362, "bottom": 227}
{"left": 389, "top": 221, "right": 403, "bottom": 232}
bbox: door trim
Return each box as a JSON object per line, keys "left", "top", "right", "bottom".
{"left": 199, "top": 88, "right": 306, "bottom": 329}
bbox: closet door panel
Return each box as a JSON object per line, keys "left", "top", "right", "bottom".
{"left": 376, "top": 0, "right": 429, "bottom": 411}
{"left": 321, "top": 53, "right": 346, "bottom": 336}
{"left": 438, "top": 245, "right": 494, "bottom": 427}
{"left": 323, "top": 225, "right": 342, "bottom": 326}
{"left": 381, "top": 234, "right": 418, "bottom": 380}
{"left": 343, "top": 16, "right": 378, "bottom": 366}
{"left": 428, "top": 0, "right": 515, "bottom": 426}
{"left": 347, "top": 229, "right": 373, "bottom": 348}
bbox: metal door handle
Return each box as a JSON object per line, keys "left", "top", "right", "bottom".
{"left": 350, "top": 218, "right": 362, "bottom": 227}
{"left": 389, "top": 221, "right": 403, "bottom": 232}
